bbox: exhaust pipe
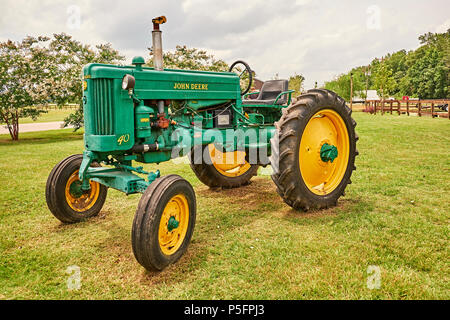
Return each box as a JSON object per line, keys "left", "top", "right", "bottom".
{"left": 151, "top": 16, "right": 169, "bottom": 126}
{"left": 151, "top": 16, "right": 166, "bottom": 71}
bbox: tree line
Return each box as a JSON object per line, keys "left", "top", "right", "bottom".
{"left": 5, "top": 30, "right": 447, "bottom": 140}
{"left": 0, "top": 34, "right": 124, "bottom": 140}
{"left": 0, "top": 36, "right": 305, "bottom": 140}
{"left": 324, "top": 30, "right": 449, "bottom": 101}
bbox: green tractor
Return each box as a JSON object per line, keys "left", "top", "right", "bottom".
{"left": 46, "top": 16, "right": 358, "bottom": 272}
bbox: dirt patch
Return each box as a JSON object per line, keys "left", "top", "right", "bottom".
{"left": 196, "top": 177, "right": 281, "bottom": 211}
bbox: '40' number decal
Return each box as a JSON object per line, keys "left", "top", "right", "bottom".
{"left": 117, "top": 134, "right": 130, "bottom": 145}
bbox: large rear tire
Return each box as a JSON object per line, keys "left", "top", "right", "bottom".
{"left": 270, "top": 89, "right": 358, "bottom": 211}
{"left": 189, "top": 144, "right": 259, "bottom": 188}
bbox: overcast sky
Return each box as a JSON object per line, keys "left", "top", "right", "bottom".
{"left": 1, "top": 0, "right": 449, "bottom": 88}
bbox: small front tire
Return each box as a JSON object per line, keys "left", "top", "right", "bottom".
{"left": 132, "top": 175, "right": 197, "bottom": 271}
{"left": 45, "top": 154, "right": 108, "bottom": 223}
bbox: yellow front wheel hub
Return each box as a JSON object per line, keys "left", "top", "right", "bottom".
{"left": 208, "top": 144, "right": 252, "bottom": 177}
{"left": 158, "top": 194, "right": 190, "bottom": 256}
{"left": 299, "top": 109, "right": 350, "bottom": 195}
{"left": 64, "top": 170, "right": 101, "bottom": 212}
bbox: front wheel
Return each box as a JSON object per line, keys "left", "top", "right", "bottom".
{"left": 132, "top": 175, "right": 196, "bottom": 271}
{"left": 45, "top": 154, "right": 108, "bottom": 223}
{"left": 270, "top": 89, "right": 358, "bottom": 211}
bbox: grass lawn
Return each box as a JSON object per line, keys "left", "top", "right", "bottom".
{"left": 0, "top": 112, "right": 448, "bottom": 300}
{"left": 18, "top": 108, "right": 75, "bottom": 124}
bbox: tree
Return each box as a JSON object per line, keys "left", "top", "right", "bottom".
{"left": 404, "top": 30, "right": 449, "bottom": 99}
{"left": 288, "top": 73, "right": 305, "bottom": 97}
{"left": 52, "top": 34, "right": 125, "bottom": 130}
{"left": 324, "top": 68, "right": 364, "bottom": 101}
{"left": 383, "top": 50, "right": 408, "bottom": 98}
{"left": 324, "top": 29, "right": 449, "bottom": 100}
{"left": 146, "top": 45, "right": 228, "bottom": 72}
{"left": 373, "top": 59, "right": 396, "bottom": 99}
{"left": 0, "top": 34, "right": 124, "bottom": 139}
{"left": 0, "top": 36, "right": 54, "bottom": 140}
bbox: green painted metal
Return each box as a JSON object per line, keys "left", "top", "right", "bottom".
{"left": 90, "top": 170, "right": 146, "bottom": 195}
{"left": 79, "top": 57, "right": 289, "bottom": 195}
{"left": 241, "top": 90, "right": 295, "bottom": 106}
{"left": 134, "top": 101, "right": 155, "bottom": 139}
{"left": 86, "top": 166, "right": 161, "bottom": 195}
{"left": 247, "top": 113, "right": 264, "bottom": 124}
{"left": 83, "top": 76, "right": 135, "bottom": 152}
{"left": 69, "top": 180, "right": 84, "bottom": 198}
{"left": 242, "top": 91, "right": 260, "bottom": 99}
{"left": 84, "top": 63, "right": 240, "bottom": 104}
{"left": 132, "top": 56, "right": 145, "bottom": 71}
{"left": 167, "top": 216, "right": 179, "bottom": 232}
{"left": 320, "top": 143, "right": 338, "bottom": 163}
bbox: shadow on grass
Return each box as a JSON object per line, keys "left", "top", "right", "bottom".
{"left": 46, "top": 176, "right": 370, "bottom": 285}
{"left": 135, "top": 180, "right": 372, "bottom": 284}
{"left": 197, "top": 177, "right": 371, "bottom": 227}
{"left": 137, "top": 241, "right": 210, "bottom": 285}
{"left": 279, "top": 196, "right": 371, "bottom": 224}
{"left": 196, "top": 177, "right": 280, "bottom": 210}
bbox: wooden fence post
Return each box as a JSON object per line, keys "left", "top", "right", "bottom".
{"left": 431, "top": 102, "right": 434, "bottom": 118}
{"left": 397, "top": 101, "right": 401, "bottom": 115}
{"left": 418, "top": 102, "right": 421, "bottom": 117}
{"left": 406, "top": 101, "right": 409, "bottom": 116}
{"left": 390, "top": 101, "right": 393, "bottom": 114}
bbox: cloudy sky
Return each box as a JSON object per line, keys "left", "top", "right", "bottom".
{"left": 1, "top": 0, "right": 449, "bottom": 88}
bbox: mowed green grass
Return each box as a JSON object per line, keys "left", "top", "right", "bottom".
{"left": 18, "top": 108, "right": 74, "bottom": 124}
{"left": 0, "top": 113, "right": 448, "bottom": 300}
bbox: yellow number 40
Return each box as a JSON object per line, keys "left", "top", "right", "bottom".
{"left": 117, "top": 134, "right": 130, "bottom": 145}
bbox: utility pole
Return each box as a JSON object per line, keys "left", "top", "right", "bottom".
{"left": 374, "top": 57, "right": 386, "bottom": 114}
{"left": 350, "top": 72, "right": 353, "bottom": 110}
{"left": 365, "top": 65, "right": 370, "bottom": 102}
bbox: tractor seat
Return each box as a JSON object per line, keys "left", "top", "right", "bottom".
{"left": 242, "top": 79, "right": 289, "bottom": 105}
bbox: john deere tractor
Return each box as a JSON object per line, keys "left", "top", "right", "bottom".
{"left": 46, "top": 16, "right": 358, "bottom": 272}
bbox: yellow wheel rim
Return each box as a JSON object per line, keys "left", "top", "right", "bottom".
{"left": 158, "top": 194, "right": 190, "bottom": 256}
{"left": 299, "top": 109, "right": 350, "bottom": 195}
{"left": 208, "top": 144, "right": 252, "bottom": 177}
{"left": 64, "top": 170, "right": 100, "bottom": 212}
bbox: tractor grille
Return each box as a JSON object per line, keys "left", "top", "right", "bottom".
{"left": 91, "top": 78, "right": 114, "bottom": 135}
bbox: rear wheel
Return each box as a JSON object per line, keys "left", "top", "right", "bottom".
{"left": 45, "top": 154, "right": 108, "bottom": 223}
{"left": 132, "top": 175, "right": 196, "bottom": 271}
{"left": 189, "top": 144, "right": 259, "bottom": 188}
{"left": 270, "top": 89, "right": 358, "bottom": 210}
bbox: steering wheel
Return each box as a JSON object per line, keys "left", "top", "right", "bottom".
{"left": 229, "top": 60, "right": 253, "bottom": 96}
